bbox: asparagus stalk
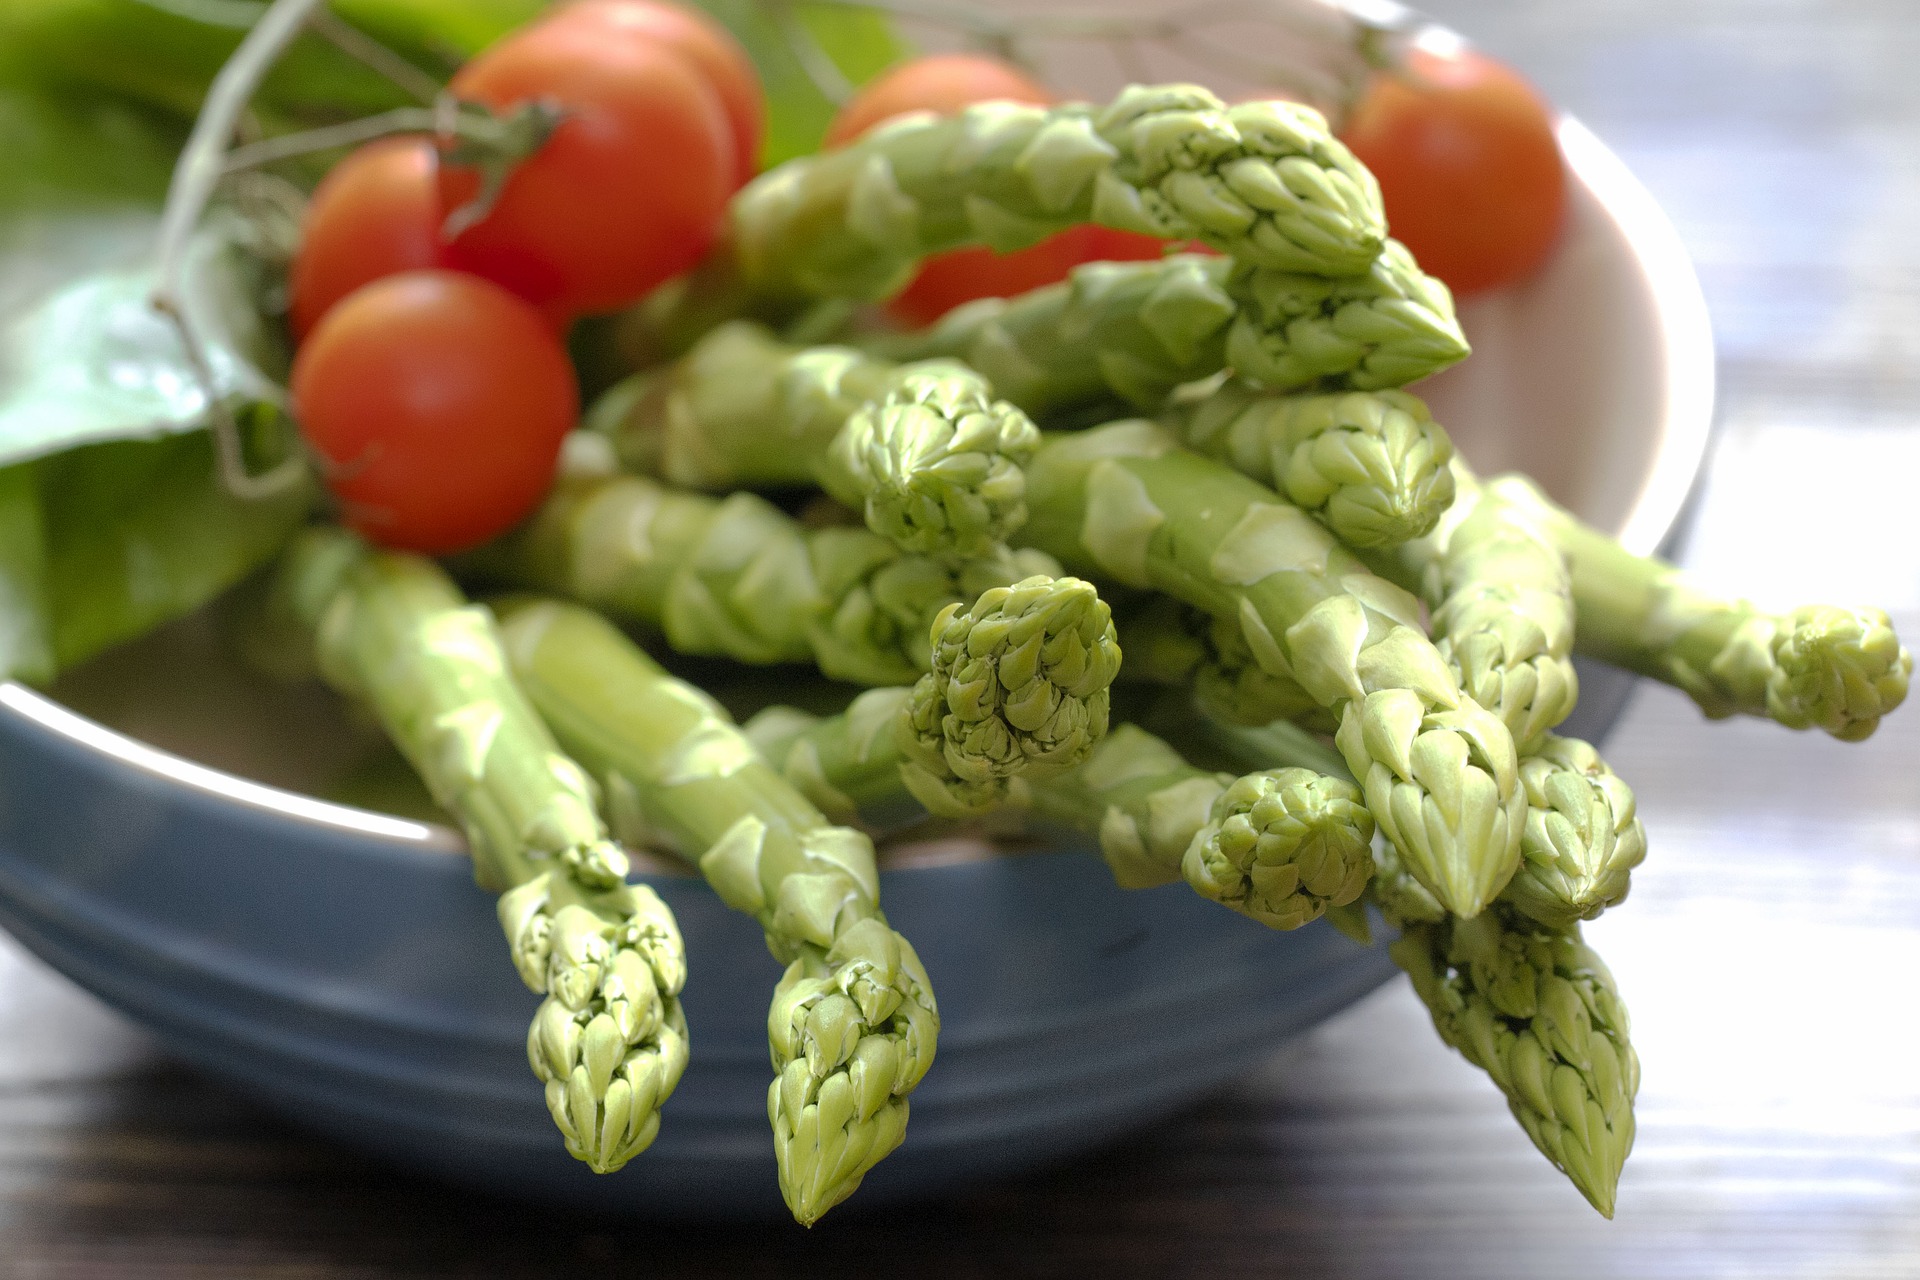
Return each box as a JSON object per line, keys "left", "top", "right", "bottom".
{"left": 1175, "top": 712, "right": 1643, "bottom": 930}
{"left": 1019, "top": 419, "right": 1525, "bottom": 918}
{"left": 1181, "top": 710, "right": 1640, "bottom": 1209}
{"left": 1027, "top": 723, "right": 1375, "bottom": 928}
{"left": 827, "top": 368, "right": 1041, "bottom": 559}
{"left": 270, "top": 530, "right": 689, "bottom": 1175}
{"left": 1493, "top": 473, "right": 1911, "bottom": 739}
{"left": 1363, "top": 466, "right": 1580, "bottom": 754}
{"left": 472, "top": 466, "right": 1061, "bottom": 687}
{"left": 1162, "top": 380, "right": 1458, "bottom": 550}
{"left": 493, "top": 599, "right": 938, "bottom": 1226}
{"left": 1115, "top": 593, "right": 1334, "bottom": 729}
{"left": 748, "top": 692, "right": 1374, "bottom": 930}
{"left": 726, "top": 85, "right": 1386, "bottom": 304}
{"left": 591, "top": 323, "right": 1041, "bottom": 558}
{"left": 1392, "top": 904, "right": 1639, "bottom": 1218}
{"left": 745, "top": 687, "right": 917, "bottom": 827}
{"left": 875, "top": 244, "right": 1466, "bottom": 417}
{"left": 897, "top": 574, "right": 1124, "bottom": 817}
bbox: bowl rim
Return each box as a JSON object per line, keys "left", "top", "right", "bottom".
{"left": 0, "top": 117, "right": 1716, "bottom": 864}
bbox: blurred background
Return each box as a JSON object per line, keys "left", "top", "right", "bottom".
{"left": 3, "top": 0, "right": 1918, "bottom": 1275}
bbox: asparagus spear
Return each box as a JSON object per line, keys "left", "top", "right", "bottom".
{"left": 1019, "top": 419, "right": 1525, "bottom": 918}
{"left": 726, "top": 85, "right": 1386, "bottom": 303}
{"left": 1392, "top": 904, "right": 1639, "bottom": 1217}
{"left": 1493, "top": 473, "right": 1911, "bottom": 739}
{"left": 897, "top": 574, "right": 1124, "bottom": 817}
{"left": 748, "top": 688, "right": 1374, "bottom": 929}
{"left": 827, "top": 368, "right": 1041, "bottom": 558}
{"left": 1174, "top": 711, "right": 1643, "bottom": 930}
{"left": 591, "top": 323, "right": 1041, "bottom": 558}
{"left": 875, "top": 244, "right": 1467, "bottom": 416}
{"left": 1162, "top": 380, "right": 1458, "bottom": 550}
{"left": 269, "top": 530, "right": 689, "bottom": 1175}
{"left": 1115, "top": 592, "right": 1334, "bottom": 729}
{"left": 473, "top": 465, "right": 1060, "bottom": 687}
{"left": 1152, "top": 705, "right": 1635, "bottom": 1210}
{"left": 493, "top": 598, "right": 938, "bottom": 1226}
{"left": 745, "top": 688, "right": 919, "bottom": 827}
{"left": 1361, "top": 466, "right": 1579, "bottom": 754}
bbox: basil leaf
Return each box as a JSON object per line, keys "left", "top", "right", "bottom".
{"left": 0, "top": 211, "right": 286, "bottom": 469}
{"left": 38, "top": 426, "right": 311, "bottom": 673}
{"left": 0, "top": 464, "right": 53, "bottom": 684}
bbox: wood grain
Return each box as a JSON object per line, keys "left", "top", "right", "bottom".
{"left": 7, "top": 1, "right": 1920, "bottom": 1275}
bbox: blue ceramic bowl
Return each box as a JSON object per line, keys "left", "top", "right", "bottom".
{"left": 0, "top": 114, "right": 1712, "bottom": 1218}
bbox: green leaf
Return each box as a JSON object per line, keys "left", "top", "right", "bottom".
{"left": 0, "top": 206, "right": 309, "bottom": 680}
{"left": 0, "top": 70, "right": 184, "bottom": 215}
{"left": 38, "top": 427, "right": 312, "bottom": 673}
{"left": 0, "top": 464, "right": 54, "bottom": 685}
{"left": 0, "top": 211, "right": 287, "bottom": 470}
{"left": 0, "top": 0, "right": 539, "bottom": 126}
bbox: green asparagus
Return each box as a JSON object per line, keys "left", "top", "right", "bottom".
{"left": 473, "top": 466, "right": 1060, "bottom": 688}
{"left": 876, "top": 244, "right": 1467, "bottom": 416}
{"left": 1174, "top": 710, "right": 1643, "bottom": 931}
{"left": 1495, "top": 473, "right": 1911, "bottom": 740}
{"left": 1024, "top": 721, "right": 1375, "bottom": 929}
{"left": 1019, "top": 419, "right": 1524, "bottom": 918}
{"left": 590, "top": 322, "right": 1040, "bottom": 558}
{"left": 1163, "top": 380, "right": 1458, "bottom": 550}
{"left": 746, "top": 687, "right": 919, "bottom": 827}
{"left": 727, "top": 85, "right": 1386, "bottom": 303}
{"left": 270, "top": 530, "right": 689, "bottom": 1176}
{"left": 897, "top": 573, "right": 1123, "bottom": 816}
{"left": 1115, "top": 592, "right": 1334, "bottom": 729}
{"left": 748, "top": 692, "right": 1373, "bottom": 929}
{"left": 1392, "top": 904, "right": 1638, "bottom": 1218}
{"left": 493, "top": 598, "right": 938, "bottom": 1226}
{"left": 1365, "top": 467, "right": 1579, "bottom": 753}
{"left": 827, "top": 368, "right": 1040, "bottom": 558}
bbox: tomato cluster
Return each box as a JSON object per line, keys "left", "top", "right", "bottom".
{"left": 289, "top": 0, "right": 761, "bottom": 554}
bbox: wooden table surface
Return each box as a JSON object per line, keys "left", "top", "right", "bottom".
{"left": 7, "top": 1, "right": 1920, "bottom": 1275}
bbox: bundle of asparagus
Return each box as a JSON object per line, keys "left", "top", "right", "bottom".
{"left": 451, "top": 81, "right": 1907, "bottom": 1217}
{"left": 43, "top": 14, "right": 1907, "bottom": 1223}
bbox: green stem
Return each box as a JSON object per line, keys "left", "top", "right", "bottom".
{"left": 1164, "top": 381, "right": 1458, "bottom": 550}
{"left": 1495, "top": 474, "right": 1911, "bottom": 741}
{"left": 1392, "top": 904, "right": 1638, "bottom": 1219}
{"left": 494, "top": 598, "right": 939, "bottom": 1227}
{"left": 468, "top": 465, "right": 1063, "bottom": 688}
{"left": 1018, "top": 419, "right": 1524, "bottom": 918}
{"left": 273, "top": 530, "right": 690, "bottom": 1177}
{"left": 1359, "top": 465, "right": 1578, "bottom": 754}
{"left": 722, "top": 83, "right": 1385, "bottom": 303}
{"left": 873, "top": 243, "right": 1466, "bottom": 416}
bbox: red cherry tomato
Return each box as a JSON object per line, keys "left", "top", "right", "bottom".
{"left": 542, "top": 0, "right": 764, "bottom": 184}
{"left": 439, "top": 22, "right": 735, "bottom": 318}
{"left": 1340, "top": 47, "right": 1568, "bottom": 297}
{"left": 291, "top": 271, "right": 579, "bottom": 554}
{"left": 887, "top": 224, "right": 1170, "bottom": 327}
{"left": 825, "top": 53, "right": 1050, "bottom": 148}
{"left": 287, "top": 136, "right": 442, "bottom": 341}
